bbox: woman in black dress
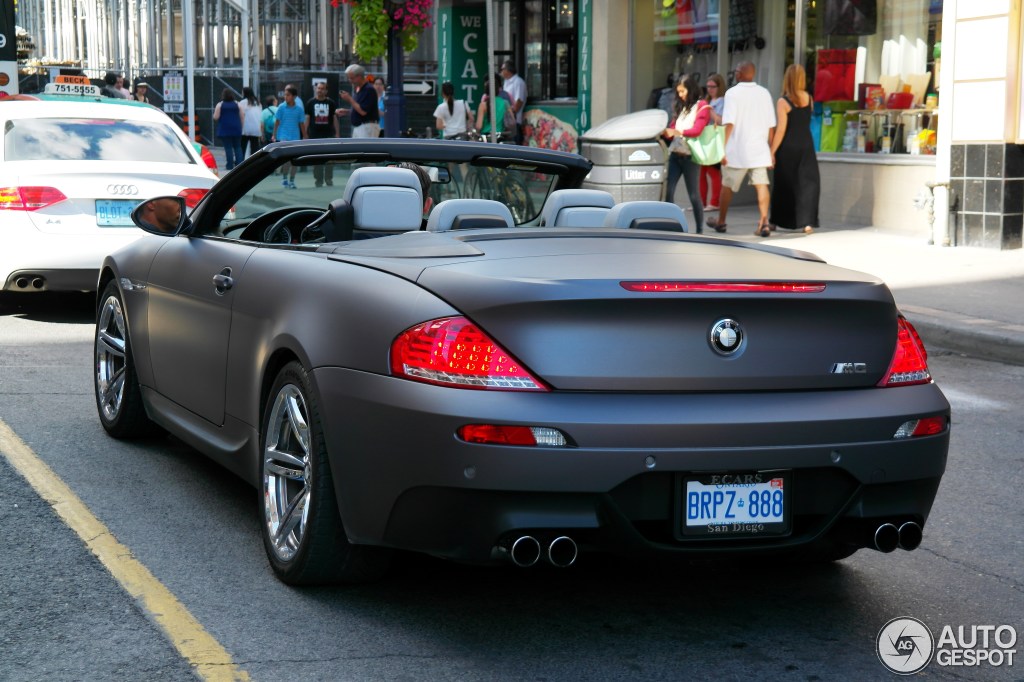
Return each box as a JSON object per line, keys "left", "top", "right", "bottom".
{"left": 769, "top": 64, "right": 820, "bottom": 234}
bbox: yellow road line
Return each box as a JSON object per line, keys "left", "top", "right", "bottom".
{"left": 0, "top": 418, "right": 249, "bottom": 682}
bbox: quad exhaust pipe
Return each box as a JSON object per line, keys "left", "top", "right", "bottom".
{"left": 510, "top": 536, "right": 541, "bottom": 567}
{"left": 873, "top": 522, "right": 922, "bottom": 552}
{"left": 506, "top": 535, "right": 578, "bottom": 568}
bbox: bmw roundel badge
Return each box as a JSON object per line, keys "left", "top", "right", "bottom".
{"left": 709, "top": 318, "right": 743, "bottom": 355}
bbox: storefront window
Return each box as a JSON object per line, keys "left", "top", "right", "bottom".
{"left": 496, "top": 0, "right": 578, "bottom": 101}
{"left": 806, "top": 0, "right": 942, "bottom": 154}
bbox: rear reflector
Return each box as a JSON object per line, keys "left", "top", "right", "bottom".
{"left": 457, "top": 424, "right": 568, "bottom": 447}
{"left": 177, "top": 188, "right": 209, "bottom": 209}
{"left": 894, "top": 416, "right": 947, "bottom": 439}
{"left": 878, "top": 316, "right": 931, "bottom": 387}
{"left": 620, "top": 281, "right": 826, "bottom": 293}
{"left": 391, "top": 316, "right": 547, "bottom": 391}
{"left": 0, "top": 186, "right": 68, "bottom": 211}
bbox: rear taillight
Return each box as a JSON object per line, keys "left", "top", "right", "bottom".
{"left": 391, "top": 316, "right": 547, "bottom": 391}
{"left": 177, "top": 188, "right": 209, "bottom": 208}
{"left": 878, "top": 316, "right": 931, "bottom": 387}
{"left": 0, "top": 186, "right": 68, "bottom": 211}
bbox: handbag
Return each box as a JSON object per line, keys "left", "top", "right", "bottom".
{"left": 686, "top": 124, "right": 726, "bottom": 165}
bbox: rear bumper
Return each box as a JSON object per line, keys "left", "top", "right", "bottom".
{"left": 3, "top": 269, "right": 97, "bottom": 292}
{"left": 1, "top": 229, "right": 144, "bottom": 292}
{"left": 313, "top": 368, "right": 950, "bottom": 563}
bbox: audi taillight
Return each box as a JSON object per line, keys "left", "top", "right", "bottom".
{"left": 0, "top": 186, "right": 68, "bottom": 211}
{"left": 177, "top": 188, "right": 209, "bottom": 208}
{"left": 878, "top": 316, "right": 931, "bottom": 387}
{"left": 391, "top": 316, "right": 547, "bottom": 391}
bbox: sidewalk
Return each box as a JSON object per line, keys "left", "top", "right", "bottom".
{"left": 694, "top": 203, "right": 1024, "bottom": 366}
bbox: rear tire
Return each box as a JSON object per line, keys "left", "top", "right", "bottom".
{"left": 259, "top": 361, "right": 390, "bottom": 584}
{"left": 94, "top": 280, "right": 159, "bottom": 438}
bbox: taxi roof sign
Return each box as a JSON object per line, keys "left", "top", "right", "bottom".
{"left": 55, "top": 75, "right": 92, "bottom": 85}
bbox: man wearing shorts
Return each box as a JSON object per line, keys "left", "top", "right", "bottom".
{"left": 706, "top": 61, "right": 776, "bottom": 237}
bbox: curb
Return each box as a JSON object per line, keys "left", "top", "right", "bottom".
{"left": 900, "top": 304, "right": 1024, "bottom": 367}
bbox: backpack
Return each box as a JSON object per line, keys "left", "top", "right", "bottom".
{"left": 262, "top": 106, "right": 278, "bottom": 138}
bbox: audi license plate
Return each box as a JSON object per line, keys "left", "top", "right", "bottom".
{"left": 95, "top": 199, "right": 139, "bottom": 227}
{"left": 681, "top": 471, "right": 790, "bottom": 537}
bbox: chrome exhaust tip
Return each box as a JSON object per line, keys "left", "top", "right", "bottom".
{"left": 898, "top": 522, "right": 923, "bottom": 551}
{"left": 873, "top": 523, "right": 899, "bottom": 553}
{"left": 510, "top": 535, "right": 541, "bottom": 567}
{"left": 31, "top": 277, "right": 45, "bottom": 289}
{"left": 547, "top": 536, "right": 578, "bottom": 568}
{"left": 14, "top": 277, "right": 29, "bottom": 289}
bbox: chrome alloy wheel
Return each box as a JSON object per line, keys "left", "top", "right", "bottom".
{"left": 95, "top": 294, "right": 128, "bottom": 422}
{"left": 263, "top": 384, "right": 312, "bottom": 562}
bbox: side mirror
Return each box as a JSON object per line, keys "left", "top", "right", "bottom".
{"left": 132, "top": 196, "right": 190, "bottom": 236}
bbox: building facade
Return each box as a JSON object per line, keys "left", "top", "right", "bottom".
{"left": 12, "top": 0, "right": 1024, "bottom": 248}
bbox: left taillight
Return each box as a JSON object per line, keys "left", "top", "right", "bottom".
{"left": 177, "top": 188, "right": 209, "bottom": 209}
{"left": 391, "top": 316, "right": 548, "bottom": 391}
{"left": 878, "top": 316, "right": 931, "bottom": 387}
{"left": 0, "top": 186, "right": 68, "bottom": 211}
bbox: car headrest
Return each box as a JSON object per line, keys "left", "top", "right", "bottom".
{"left": 540, "top": 189, "right": 616, "bottom": 227}
{"left": 425, "top": 199, "right": 515, "bottom": 232}
{"left": 342, "top": 167, "right": 423, "bottom": 232}
{"left": 602, "top": 201, "right": 689, "bottom": 232}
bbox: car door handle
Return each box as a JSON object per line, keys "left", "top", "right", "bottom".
{"left": 213, "top": 267, "right": 233, "bottom": 295}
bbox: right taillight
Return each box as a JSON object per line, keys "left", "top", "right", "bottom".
{"left": 177, "top": 187, "right": 209, "bottom": 208}
{"left": 0, "top": 186, "right": 68, "bottom": 211}
{"left": 878, "top": 316, "right": 931, "bottom": 387}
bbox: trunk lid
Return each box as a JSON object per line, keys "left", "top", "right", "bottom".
{"left": 414, "top": 233, "right": 897, "bottom": 392}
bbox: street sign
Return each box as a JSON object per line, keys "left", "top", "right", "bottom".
{"left": 403, "top": 80, "right": 435, "bottom": 97}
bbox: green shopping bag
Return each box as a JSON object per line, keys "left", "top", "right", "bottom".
{"left": 686, "top": 124, "right": 726, "bottom": 165}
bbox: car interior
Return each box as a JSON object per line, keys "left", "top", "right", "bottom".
{"left": 214, "top": 159, "right": 688, "bottom": 245}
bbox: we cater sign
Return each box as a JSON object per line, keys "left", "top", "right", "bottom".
{"left": 437, "top": 7, "right": 487, "bottom": 108}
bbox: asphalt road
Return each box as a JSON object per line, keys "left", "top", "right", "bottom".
{"left": 0, "top": 292, "right": 1021, "bottom": 681}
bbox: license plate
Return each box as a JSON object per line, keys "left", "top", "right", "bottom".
{"left": 95, "top": 199, "right": 139, "bottom": 227}
{"left": 680, "top": 471, "right": 790, "bottom": 537}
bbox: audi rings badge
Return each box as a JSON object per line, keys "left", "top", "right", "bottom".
{"left": 107, "top": 184, "right": 140, "bottom": 196}
{"left": 709, "top": 318, "right": 744, "bottom": 356}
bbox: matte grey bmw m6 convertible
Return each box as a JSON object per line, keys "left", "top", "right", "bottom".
{"left": 94, "top": 139, "right": 950, "bottom": 584}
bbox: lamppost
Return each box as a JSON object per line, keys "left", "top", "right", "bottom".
{"left": 384, "top": 0, "right": 407, "bottom": 137}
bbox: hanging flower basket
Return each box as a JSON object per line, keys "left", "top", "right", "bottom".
{"left": 332, "top": 0, "right": 434, "bottom": 61}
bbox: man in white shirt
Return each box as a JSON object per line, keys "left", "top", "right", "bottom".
{"left": 501, "top": 60, "right": 527, "bottom": 144}
{"left": 706, "top": 61, "right": 776, "bottom": 237}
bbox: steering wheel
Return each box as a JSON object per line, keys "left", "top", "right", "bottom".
{"left": 237, "top": 206, "right": 322, "bottom": 242}
{"left": 263, "top": 209, "right": 330, "bottom": 244}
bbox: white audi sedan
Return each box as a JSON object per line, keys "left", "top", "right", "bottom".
{"left": 0, "top": 87, "right": 218, "bottom": 292}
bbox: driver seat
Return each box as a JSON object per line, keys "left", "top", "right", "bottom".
{"left": 342, "top": 167, "right": 425, "bottom": 238}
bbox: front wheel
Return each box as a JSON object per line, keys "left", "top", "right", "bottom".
{"left": 94, "top": 280, "right": 159, "bottom": 438}
{"left": 260, "top": 361, "right": 390, "bottom": 584}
